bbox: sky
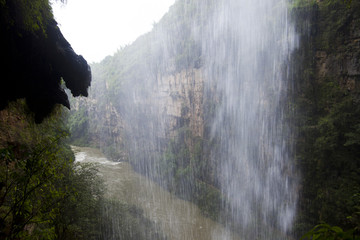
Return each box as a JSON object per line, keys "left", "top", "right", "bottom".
{"left": 51, "top": 0, "right": 175, "bottom": 63}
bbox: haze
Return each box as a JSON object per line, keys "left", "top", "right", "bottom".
{"left": 51, "top": 0, "right": 175, "bottom": 63}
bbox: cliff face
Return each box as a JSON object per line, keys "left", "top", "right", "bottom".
{"left": 314, "top": 2, "right": 360, "bottom": 91}
{"left": 77, "top": 67, "right": 204, "bottom": 160}
{"left": 156, "top": 69, "right": 204, "bottom": 139}
{"left": 292, "top": 0, "right": 360, "bottom": 235}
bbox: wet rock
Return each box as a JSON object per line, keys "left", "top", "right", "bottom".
{"left": 0, "top": 2, "right": 91, "bottom": 123}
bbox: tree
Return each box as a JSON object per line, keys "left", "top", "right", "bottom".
{"left": 0, "top": 101, "right": 104, "bottom": 240}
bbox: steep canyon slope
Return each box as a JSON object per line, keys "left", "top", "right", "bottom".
{"left": 291, "top": 0, "right": 360, "bottom": 235}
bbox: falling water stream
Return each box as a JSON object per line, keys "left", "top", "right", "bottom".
{"left": 78, "top": 0, "right": 298, "bottom": 239}
{"left": 72, "top": 146, "right": 242, "bottom": 240}
{"left": 198, "top": 0, "right": 298, "bottom": 239}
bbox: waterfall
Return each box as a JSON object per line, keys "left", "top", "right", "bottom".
{"left": 198, "top": 0, "right": 298, "bottom": 238}
{"left": 87, "top": 0, "right": 299, "bottom": 239}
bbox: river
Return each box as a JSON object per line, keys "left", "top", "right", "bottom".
{"left": 71, "top": 146, "right": 241, "bottom": 240}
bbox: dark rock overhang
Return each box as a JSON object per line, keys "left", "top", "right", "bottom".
{"left": 0, "top": 1, "right": 91, "bottom": 123}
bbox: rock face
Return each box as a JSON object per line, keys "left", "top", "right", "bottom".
{"left": 313, "top": 3, "right": 360, "bottom": 91}
{"left": 0, "top": 1, "right": 91, "bottom": 123}
{"left": 80, "top": 67, "right": 204, "bottom": 160}
{"left": 156, "top": 69, "right": 204, "bottom": 139}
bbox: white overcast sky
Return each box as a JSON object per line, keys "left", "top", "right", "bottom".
{"left": 51, "top": 0, "right": 175, "bottom": 63}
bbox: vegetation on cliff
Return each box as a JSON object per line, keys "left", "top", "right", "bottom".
{"left": 0, "top": 1, "right": 102, "bottom": 239}
{"left": 291, "top": 0, "right": 360, "bottom": 238}
{"left": 0, "top": 101, "right": 103, "bottom": 240}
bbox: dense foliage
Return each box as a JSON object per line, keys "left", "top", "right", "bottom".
{"left": 291, "top": 0, "right": 360, "bottom": 237}
{"left": 158, "top": 128, "right": 222, "bottom": 220}
{"left": 301, "top": 223, "right": 360, "bottom": 240}
{"left": 66, "top": 98, "right": 92, "bottom": 147}
{"left": 0, "top": 101, "right": 103, "bottom": 240}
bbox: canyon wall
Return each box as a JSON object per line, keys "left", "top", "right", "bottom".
{"left": 291, "top": 0, "right": 360, "bottom": 235}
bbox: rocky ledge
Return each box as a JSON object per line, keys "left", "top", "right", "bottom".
{"left": 0, "top": 0, "right": 91, "bottom": 123}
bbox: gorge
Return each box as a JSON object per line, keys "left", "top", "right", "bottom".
{"left": 1, "top": 0, "right": 360, "bottom": 239}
